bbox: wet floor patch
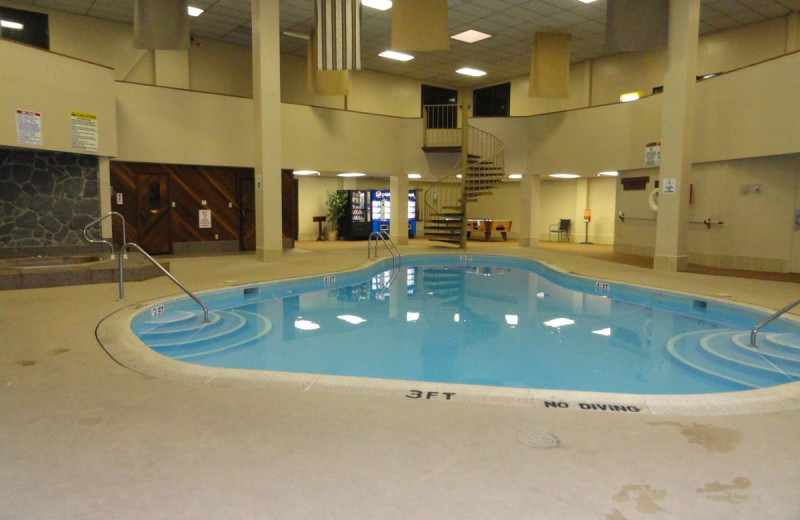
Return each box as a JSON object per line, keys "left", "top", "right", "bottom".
{"left": 696, "top": 477, "right": 751, "bottom": 503}
{"left": 649, "top": 421, "right": 742, "bottom": 453}
{"left": 612, "top": 484, "right": 667, "bottom": 514}
{"left": 49, "top": 347, "right": 70, "bottom": 356}
{"left": 15, "top": 360, "right": 38, "bottom": 367}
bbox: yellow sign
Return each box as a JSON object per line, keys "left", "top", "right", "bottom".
{"left": 70, "top": 111, "right": 97, "bottom": 120}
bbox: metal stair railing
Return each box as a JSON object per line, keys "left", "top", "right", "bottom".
{"left": 368, "top": 231, "right": 401, "bottom": 268}
{"left": 83, "top": 212, "right": 209, "bottom": 323}
{"left": 748, "top": 296, "right": 800, "bottom": 347}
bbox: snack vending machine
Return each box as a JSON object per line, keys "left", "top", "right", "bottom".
{"left": 369, "top": 190, "right": 417, "bottom": 238}
{"left": 337, "top": 190, "right": 370, "bottom": 240}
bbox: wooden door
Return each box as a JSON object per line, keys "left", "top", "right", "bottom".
{"left": 281, "top": 169, "right": 298, "bottom": 248}
{"left": 137, "top": 173, "right": 172, "bottom": 254}
{"left": 239, "top": 176, "right": 256, "bottom": 251}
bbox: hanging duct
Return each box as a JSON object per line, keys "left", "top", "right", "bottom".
{"left": 391, "top": 0, "right": 449, "bottom": 52}
{"left": 604, "top": 0, "right": 669, "bottom": 54}
{"left": 528, "top": 33, "right": 571, "bottom": 99}
{"left": 133, "top": 0, "right": 190, "bottom": 50}
{"left": 308, "top": 31, "right": 351, "bottom": 95}
{"left": 315, "top": 0, "right": 362, "bottom": 70}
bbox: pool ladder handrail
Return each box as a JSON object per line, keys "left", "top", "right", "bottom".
{"left": 368, "top": 231, "right": 402, "bottom": 268}
{"left": 83, "top": 212, "right": 209, "bottom": 323}
{"left": 748, "top": 295, "right": 800, "bottom": 347}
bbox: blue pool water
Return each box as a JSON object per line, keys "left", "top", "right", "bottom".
{"left": 131, "top": 255, "right": 800, "bottom": 395}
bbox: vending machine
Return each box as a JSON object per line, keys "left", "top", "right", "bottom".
{"left": 337, "top": 190, "right": 370, "bottom": 240}
{"left": 369, "top": 189, "right": 417, "bottom": 238}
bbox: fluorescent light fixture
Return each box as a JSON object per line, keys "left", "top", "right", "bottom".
{"left": 379, "top": 50, "right": 414, "bottom": 62}
{"left": 544, "top": 317, "right": 575, "bottom": 328}
{"left": 187, "top": 6, "right": 203, "bottom": 17}
{"left": 549, "top": 173, "right": 580, "bottom": 179}
{"left": 578, "top": 0, "right": 598, "bottom": 3}
{"left": 362, "top": 0, "right": 392, "bottom": 10}
{"left": 338, "top": 172, "right": 366, "bottom": 177}
{"left": 406, "top": 312, "right": 420, "bottom": 322}
{"left": 592, "top": 328, "right": 612, "bottom": 336}
{"left": 456, "top": 67, "right": 487, "bottom": 77}
{"left": 697, "top": 73, "right": 720, "bottom": 81}
{"left": 408, "top": 173, "right": 422, "bottom": 179}
{"left": 293, "top": 170, "right": 320, "bottom": 176}
{"left": 505, "top": 314, "right": 519, "bottom": 326}
{"left": 597, "top": 171, "right": 619, "bottom": 177}
{"left": 283, "top": 31, "right": 310, "bottom": 40}
{"left": 619, "top": 91, "right": 643, "bottom": 102}
{"left": 337, "top": 314, "right": 366, "bottom": 325}
{"left": 508, "top": 174, "right": 523, "bottom": 180}
{"left": 294, "top": 318, "right": 320, "bottom": 331}
{"left": 1, "top": 20, "right": 24, "bottom": 29}
{"left": 451, "top": 29, "right": 492, "bottom": 44}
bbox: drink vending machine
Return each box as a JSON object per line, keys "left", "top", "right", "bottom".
{"left": 369, "top": 190, "right": 417, "bottom": 238}
{"left": 336, "top": 190, "right": 370, "bottom": 240}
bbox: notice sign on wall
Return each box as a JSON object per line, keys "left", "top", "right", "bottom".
{"left": 645, "top": 141, "right": 661, "bottom": 167}
{"left": 199, "top": 209, "right": 212, "bottom": 228}
{"left": 16, "top": 110, "right": 43, "bottom": 145}
{"left": 70, "top": 111, "right": 98, "bottom": 152}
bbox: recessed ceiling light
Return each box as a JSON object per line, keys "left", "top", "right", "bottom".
{"left": 362, "top": 0, "right": 392, "bottom": 10}
{"left": 293, "top": 170, "right": 320, "bottom": 176}
{"left": 598, "top": 171, "right": 619, "bottom": 177}
{"left": 0, "top": 20, "right": 24, "bottom": 29}
{"left": 549, "top": 173, "right": 580, "bottom": 179}
{"left": 338, "top": 172, "right": 366, "bottom": 177}
{"left": 408, "top": 173, "right": 422, "bottom": 179}
{"left": 451, "top": 29, "right": 492, "bottom": 44}
{"left": 187, "top": 6, "right": 203, "bottom": 17}
{"left": 456, "top": 67, "right": 486, "bottom": 77}
{"left": 508, "top": 174, "right": 522, "bottom": 179}
{"left": 379, "top": 50, "right": 414, "bottom": 62}
{"left": 578, "top": 0, "right": 598, "bottom": 3}
{"left": 619, "top": 91, "right": 643, "bottom": 102}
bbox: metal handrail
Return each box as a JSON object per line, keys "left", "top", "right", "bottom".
{"left": 368, "top": 231, "right": 401, "bottom": 268}
{"left": 749, "top": 296, "right": 800, "bottom": 347}
{"left": 83, "top": 212, "right": 127, "bottom": 301}
{"left": 123, "top": 241, "right": 210, "bottom": 323}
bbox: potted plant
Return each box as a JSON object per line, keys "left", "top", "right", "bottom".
{"left": 326, "top": 190, "right": 348, "bottom": 240}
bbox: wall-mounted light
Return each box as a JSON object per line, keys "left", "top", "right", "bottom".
{"left": 620, "top": 91, "right": 643, "bottom": 102}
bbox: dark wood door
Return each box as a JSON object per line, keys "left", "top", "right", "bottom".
{"left": 137, "top": 173, "right": 171, "bottom": 254}
{"left": 281, "top": 169, "right": 298, "bottom": 248}
{"left": 239, "top": 176, "right": 256, "bottom": 251}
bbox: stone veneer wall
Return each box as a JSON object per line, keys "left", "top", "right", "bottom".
{"left": 0, "top": 146, "right": 100, "bottom": 258}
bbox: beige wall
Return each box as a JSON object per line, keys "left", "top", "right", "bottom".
{"left": 348, "top": 70, "right": 422, "bottom": 118}
{"left": 0, "top": 39, "right": 117, "bottom": 156}
{"left": 467, "top": 182, "right": 521, "bottom": 239}
{"left": 189, "top": 39, "right": 253, "bottom": 98}
{"left": 280, "top": 53, "right": 345, "bottom": 110}
{"left": 297, "top": 176, "right": 342, "bottom": 241}
{"left": 510, "top": 61, "right": 591, "bottom": 116}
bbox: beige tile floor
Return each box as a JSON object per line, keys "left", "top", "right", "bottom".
{"left": 1, "top": 240, "right": 799, "bottom": 519}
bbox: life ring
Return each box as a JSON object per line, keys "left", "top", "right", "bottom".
{"left": 648, "top": 188, "right": 659, "bottom": 212}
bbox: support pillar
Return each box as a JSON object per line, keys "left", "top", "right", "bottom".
{"left": 98, "top": 156, "right": 112, "bottom": 238}
{"left": 390, "top": 174, "right": 409, "bottom": 245}
{"left": 654, "top": 0, "right": 700, "bottom": 272}
{"left": 252, "top": 0, "right": 283, "bottom": 262}
{"left": 519, "top": 174, "right": 541, "bottom": 247}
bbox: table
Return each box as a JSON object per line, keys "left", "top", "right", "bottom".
{"left": 466, "top": 219, "right": 512, "bottom": 241}
{"left": 313, "top": 216, "right": 327, "bottom": 241}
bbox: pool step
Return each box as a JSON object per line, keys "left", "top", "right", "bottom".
{"left": 667, "top": 329, "right": 800, "bottom": 388}
{"left": 135, "top": 309, "right": 272, "bottom": 360}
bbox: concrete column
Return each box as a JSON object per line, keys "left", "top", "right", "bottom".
{"left": 154, "top": 50, "right": 189, "bottom": 89}
{"left": 390, "top": 174, "right": 409, "bottom": 245}
{"left": 252, "top": 0, "right": 283, "bottom": 261}
{"left": 519, "top": 174, "right": 541, "bottom": 247}
{"left": 654, "top": 0, "right": 700, "bottom": 272}
{"left": 787, "top": 12, "right": 799, "bottom": 52}
{"left": 575, "top": 178, "right": 589, "bottom": 243}
{"left": 98, "top": 157, "right": 112, "bottom": 238}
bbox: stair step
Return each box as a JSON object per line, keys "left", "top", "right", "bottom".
{"left": 464, "top": 191, "right": 493, "bottom": 197}
{"left": 427, "top": 238, "right": 462, "bottom": 245}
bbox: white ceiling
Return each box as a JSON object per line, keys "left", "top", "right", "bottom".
{"left": 6, "top": 0, "right": 800, "bottom": 87}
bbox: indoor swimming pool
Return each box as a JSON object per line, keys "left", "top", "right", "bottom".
{"left": 130, "top": 254, "right": 800, "bottom": 395}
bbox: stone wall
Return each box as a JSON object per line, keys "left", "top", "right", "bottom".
{"left": 0, "top": 146, "right": 100, "bottom": 257}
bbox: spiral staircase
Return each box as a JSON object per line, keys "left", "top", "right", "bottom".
{"left": 421, "top": 104, "right": 505, "bottom": 248}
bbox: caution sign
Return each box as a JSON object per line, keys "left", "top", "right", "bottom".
{"left": 16, "top": 110, "right": 43, "bottom": 145}
{"left": 645, "top": 141, "right": 661, "bottom": 167}
{"left": 70, "top": 111, "right": 98, "bottom": 152}
{"left": 199, "top": 209, "right": 212, "bottom": 229}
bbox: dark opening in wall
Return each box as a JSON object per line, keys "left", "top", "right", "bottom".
{"left": 473, "top": 83, "right": 510, "bottom": 117}
{"left": 0, "top": 6, "right": 49, "bottom": 50}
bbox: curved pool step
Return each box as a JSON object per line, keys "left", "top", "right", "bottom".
{"left": 730, "top": 333, "right": 800, "bottom": 363}
{"left": 142, "top": 310, "right": 247, "bottom": 348}
{"left": 666, "top": 329, "right": 798, "bottom": 389}
{"left": 136, "top": 310, "right": 222, "bottom": 337}
{"left": 701, "top": 332, "right": 800, "bottom": 377}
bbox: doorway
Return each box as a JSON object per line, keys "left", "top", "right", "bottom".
{"left": 136, "top": 173, "right": 171, "bottom": 255}
{"left": 239, "top": 176, "right": 256, "bottom": 251}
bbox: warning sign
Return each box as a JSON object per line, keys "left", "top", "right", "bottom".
{"left": 70, "top": 111, "right": 98, "bottom": 152}
{"left": 645, "top": 141, "right": 661, "bottom": 167}
{"left": 16, "top": 110, "right": 43, "bottom": 145}
{"left": 199, "top": 209, "right": 212, "bottom": 229}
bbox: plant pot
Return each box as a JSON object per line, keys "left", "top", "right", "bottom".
{"left": 327, "top": 230, "right": 338, "bottom": 241}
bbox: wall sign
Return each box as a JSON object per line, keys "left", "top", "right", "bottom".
{"left": 645, "top": 141, "right": 661, "bottom": 167}
{"left": 662, "top": 178, "right": 676, "bottom": 194}
{"left": 16, "top": 110, "right": 43, "bottom": 145}
{"left": 70, "top": 111, "right": 98, "bottom": 152}
{"left": 198, "top": 209, "right": 212, "bottom": 228}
